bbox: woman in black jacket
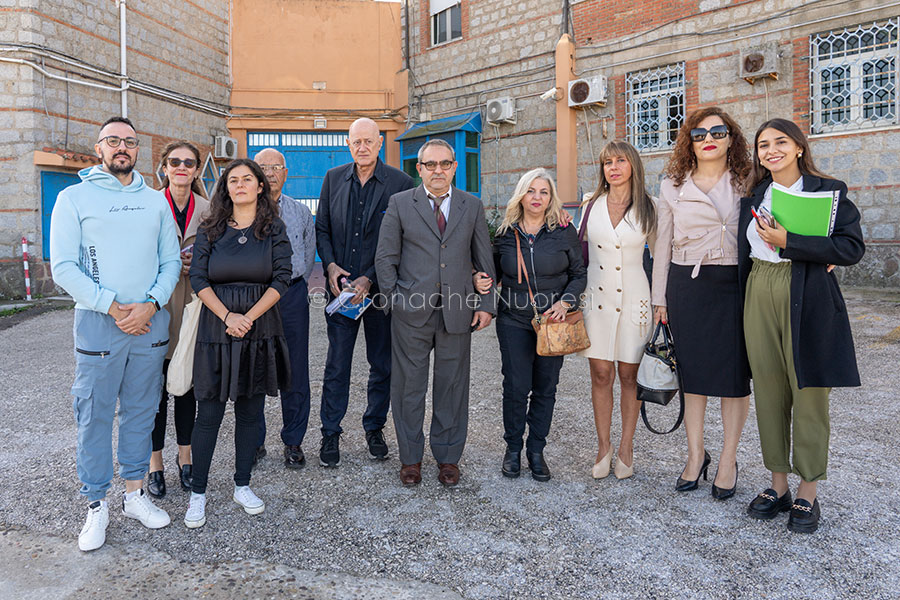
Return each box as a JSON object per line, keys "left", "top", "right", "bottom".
{"left": 491, "top": 168, "right": 586, "bottom": 481}
{"left": 739, "top": 118, "right": 864, "bottom": 533}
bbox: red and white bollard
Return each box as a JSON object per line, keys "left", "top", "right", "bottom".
{"left": 22, "top": 236, "right": 32, "bottom": 301}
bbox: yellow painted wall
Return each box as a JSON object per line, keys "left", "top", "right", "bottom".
{"left": 228, "top": 0, "right": 408, "bottom": 166}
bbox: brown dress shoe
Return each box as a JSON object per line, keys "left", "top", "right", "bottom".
{"left": 399, "top": 463, "right": 422, "bottom": 485}
{"left": 438, "top": 463, "right": 460, "bottom": 486}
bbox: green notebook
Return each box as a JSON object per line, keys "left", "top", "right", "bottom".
{"left": 770, "top": 183, "right": 839, "bottom": 237}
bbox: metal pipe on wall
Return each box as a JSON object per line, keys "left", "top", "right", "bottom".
{"left": 118, "top": 0, "right": 127, "bottom": 117}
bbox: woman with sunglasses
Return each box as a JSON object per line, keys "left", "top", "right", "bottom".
{"left": 147, "top": 141, "right": 209, "bottom": 499}
{"left": 185, "top": 159, "right": 291, "bottom": 528}
{"left": 580, "top": 140, "right": 656, "bottom": 481}
{"left": 739, "top": 119, "right": 863, "bottom": 533}
{"left": 652, "top": 107, "right": 752, "bottom": 499}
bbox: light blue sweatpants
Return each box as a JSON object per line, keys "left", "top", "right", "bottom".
{"left": 71, "top": 308, "right": 170, "bottom": 501}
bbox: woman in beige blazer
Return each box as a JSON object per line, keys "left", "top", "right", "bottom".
{"left": 580, "top": 141, "right": 656, "bottom": 480}
{"left": 147, "top": 141, "right": 210, "bottom": 499}
{"left": 651, "top": 107, "right": 752, "bottom": 500}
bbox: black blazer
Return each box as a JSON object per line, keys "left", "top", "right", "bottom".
{"left": 738, "top": 175, "right": 865, "bottom": 389}
{"left": 315, "top": 158, "right": 415, "bottom": 297}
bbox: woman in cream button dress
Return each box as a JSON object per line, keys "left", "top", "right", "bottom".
{"left": 580, "top": 140, "right": 656, "bottom": 480}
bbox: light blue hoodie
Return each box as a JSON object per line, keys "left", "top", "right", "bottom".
{"left": 50, "top": 165, "right": 181, "bottom": 313}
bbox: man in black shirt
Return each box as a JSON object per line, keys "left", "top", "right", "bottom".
{"left": 315, "top": 118, "right": 415, "bottom": 467}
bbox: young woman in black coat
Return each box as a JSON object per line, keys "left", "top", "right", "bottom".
{"left": 738, "top": 118, "right": 864, "bottom": 533}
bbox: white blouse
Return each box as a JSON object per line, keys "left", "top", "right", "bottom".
{"left": 747, "top": 176, "right": 802, "bottom": 264}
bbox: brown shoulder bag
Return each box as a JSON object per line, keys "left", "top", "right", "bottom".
{"left": 515, "top": 229, "right": 590, "bottom": 357}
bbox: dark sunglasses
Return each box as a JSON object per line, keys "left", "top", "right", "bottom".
{"left": 167, "top": 157, "right": 197, "bottom": 168}
{"left": 99, "top": 135, "right": 139, "bottom": 149}
{"left": 419, "top": 160, "right": 454, "bottom": 171}
{"left": 690, "top": 125, "right": 729, "bottom": 142}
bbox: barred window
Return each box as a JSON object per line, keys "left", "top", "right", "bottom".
{"left": 810, "top": 18, "right": 899, "bottom": 134}
{"left": 625, "top": 63, "right": 685, "bottom": 152}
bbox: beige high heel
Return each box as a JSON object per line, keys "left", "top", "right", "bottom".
{"left": 592, "top": 448, "right": 613, "bottom": 479}
{"left": 614, "top": 451, "right": 634, "bottom": 480}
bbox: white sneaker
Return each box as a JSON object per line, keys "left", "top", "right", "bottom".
{"left": 233, "top": 485, "right": 265, "bottom": 515}
{"left": 184, "top": 493, "right": 207, "bottom": 529}
{"left": 78, "top": 500, "right": 109, "bottom": 551}
{"left": 122, "top": 489, "right": 171, "bottom": 529}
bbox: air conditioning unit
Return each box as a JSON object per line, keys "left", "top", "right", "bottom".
{"left": 740, "top": 44, "right": 779, "bottom": 84}
{"left": 486, "top": 96, "right": 516, "bottom": 125}
{"left": 214, "top": 136, "right": 238, "bottom": 160}
{"left": 568, "top": 76, "right": 608, "bottom": 107}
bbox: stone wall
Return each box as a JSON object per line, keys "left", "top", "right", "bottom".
{"left": 406, "top": 0, "right": 900, "bottom": 287}
{"left": 0, "top": 0, "right": 230, "bottom": 299}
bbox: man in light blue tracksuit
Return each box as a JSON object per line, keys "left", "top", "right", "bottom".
{"left": 50, "top": 116, "right": 181, "bottom": 551}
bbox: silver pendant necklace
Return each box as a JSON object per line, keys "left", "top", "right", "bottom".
{"left": 231, "top": 219, "right": 251, "bottom": 244}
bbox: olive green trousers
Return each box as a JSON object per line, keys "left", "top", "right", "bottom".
{"left": 743, "top": 259, "right": 830, "bottom": 482}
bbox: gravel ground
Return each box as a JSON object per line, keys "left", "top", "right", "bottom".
{"left": 1, "top": 289, "right": 899, "bottom": 599}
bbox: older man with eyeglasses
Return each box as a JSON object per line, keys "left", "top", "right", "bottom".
{"left": 375, "top": 138, "right": 496, "bottom": 487}
{"left": 50, "top": 116, "right": 182, "bottom": 551}
{"left": 252, "top": 147, "right": 316, "bottom": 470}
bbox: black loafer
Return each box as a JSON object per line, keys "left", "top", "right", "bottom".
{"left": 501, "top": 448, "right": 521, "bottom": 478}
{"left": 788, "top": 498, "right": 821, "bottom": 534}
{"left": 747, "top": 488, "right": 792, "bottom": 520}
{"left": 365, "top": 428, "right": 389, "bottom": 461}
{"left": 147, "top": 470, "right": 166, "bottom": 498}
{"left": 283, "top": 444, "right": 306, "bottom": 469}
{"left": 251, "top": 445, "right": 267, "bottom": 470}
{"left": 176, "top": 458, "right": 192, "bottom": 492}
{"left": 526, "top": 451, "right": 551, "bottom": 482}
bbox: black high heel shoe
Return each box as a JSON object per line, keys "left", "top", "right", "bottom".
{"left": 675, "top": 450, "right": 711, "bottom": 492}
{"left": 711, "top": 462, "right": 738, "bottom": 500}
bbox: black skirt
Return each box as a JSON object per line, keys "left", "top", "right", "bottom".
{"left": 666, "top": 264, "right": 750, "bottom": 397}
{"left": 193, "top": 282, "right": 290, "bottom": 403}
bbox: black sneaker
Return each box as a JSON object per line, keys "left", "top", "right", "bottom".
{"left": 283, "top": 444, "right": 306, "bottom": 469}
{"left": 365, "top": 428, "right": 389, "bottom": 460}
{"left": 788, "top": 498, "right": 821, "bottom": 534}
{"left": 747, "top": 488, "right": 792, "bottom": 520}
{"left": 320, "top": 433, "right": 341, "bottom": 468}
{"left": 251, "top": 445, "right": 267, "bottom": 469}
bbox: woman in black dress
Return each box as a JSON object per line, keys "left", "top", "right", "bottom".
{"left": 184, "top": 159, "right": 291, "bottom": 528}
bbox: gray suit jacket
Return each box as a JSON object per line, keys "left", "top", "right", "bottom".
{"left": 375, "top": 184, "right": 497, "bottom": 335}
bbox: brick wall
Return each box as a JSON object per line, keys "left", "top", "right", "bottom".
{"left": 408, "top": 0, "right": 900, "bottom": 287}
{"left": 0, "top": 0, "right": 230, "bottom": 299}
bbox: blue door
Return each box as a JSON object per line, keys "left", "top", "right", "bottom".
{"left": 247, "top": 131, "right": 385, "bottom": 215}
{"left": 40, "top": 171, "right": 81, "bottom": 260}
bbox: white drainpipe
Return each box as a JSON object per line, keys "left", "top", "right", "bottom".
{"left": 118, "top": 0, "right": 127, "bottom": 117}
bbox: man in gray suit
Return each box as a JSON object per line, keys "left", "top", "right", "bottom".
{"left": 375, "top": 139, "right": 496, "bottom": 487}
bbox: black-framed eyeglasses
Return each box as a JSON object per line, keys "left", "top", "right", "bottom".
{"left": 419, "top": 160, "right": 454, "bottom": 171}
{"left": 690, "top": 125, "right": 729, "bottom": 143}
{"left": 166, "top": 157, "right": 197, "bottom": 168}
{"left": 98, "top": 135, "right": 139, "bottom": 149}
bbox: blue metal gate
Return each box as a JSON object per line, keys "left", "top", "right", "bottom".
{"left": 40, "top": 171, "right": 81, "bottom": 260}
{"left": 247, "top": 131, "right": 385, "bottom": 215}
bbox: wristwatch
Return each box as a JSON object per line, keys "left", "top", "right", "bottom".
{"left": 148, "top": 295, "right": 161, "bottom": 312}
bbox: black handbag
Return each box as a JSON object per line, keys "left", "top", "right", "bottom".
{"left": 637, "top": 322, "right": 685, "bottom": 434}
{"left": 577, "top": 198, "right": 597, "bottom": 267}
